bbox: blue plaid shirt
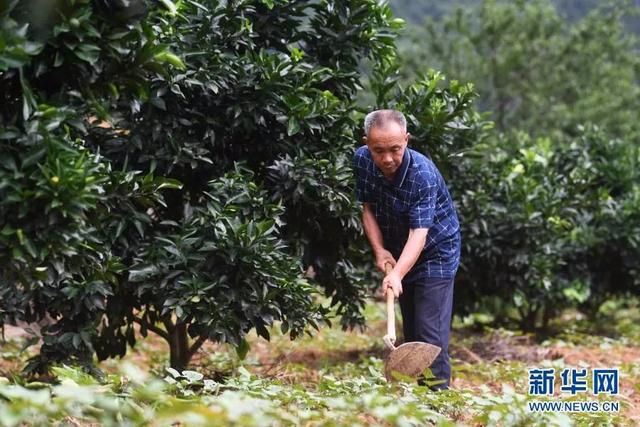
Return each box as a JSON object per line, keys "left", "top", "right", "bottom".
{"left": 353, "top": 146, "right": 461, "bottom": 280}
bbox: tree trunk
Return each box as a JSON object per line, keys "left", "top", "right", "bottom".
{"left": 542, "top": 304, "right": 555, "bottom": 332}
{"left": 520, "top": 305, "right": 539, "bottom": 332}
{"left": 168, "top": 322, "right": 190, "bottom": 371}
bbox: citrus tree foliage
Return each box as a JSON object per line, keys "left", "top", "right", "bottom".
{"left": 0, "top": 0, "right": 175, "bottom": 371}
{"left": 0, "top": 0, "right": 489, "bottom": 370}
{"left": 0, "top": 0, "right": 414, "bottom": 372}
{"left": 392, "top": 0, "right": 640, "bottom": 330}
{"left": 454, "top": 126, "right": 640, "bottom": 330}
{"left": 398, "top": 0, "right": 640, "bottom": 138}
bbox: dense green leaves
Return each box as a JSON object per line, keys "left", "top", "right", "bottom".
{"left": 3, "top": 0, "right": 637, "bottom": 373}
{"left": 110, "top": 166, "right": 327, "bottom": 354}
{"left": 398, "top": 0, "right": 640, "bottom": 139}
{"left": 390, "top": 0, "right": 640, "bottom": 330}
{"left": 0, "top": 0, "right": 417, "bottom": 371}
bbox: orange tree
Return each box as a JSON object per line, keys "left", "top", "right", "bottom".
{"left": 0, "top": 0, "right": 484, "bottom": 373}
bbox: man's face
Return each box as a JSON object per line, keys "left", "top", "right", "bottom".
{"left": 364, "top": 122, "right": 409, "bottom": 178}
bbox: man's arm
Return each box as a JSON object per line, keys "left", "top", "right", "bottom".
{"left": 384, "top": 170, "right": 437, "bottom": 297}
{"left": 383, "top": 228, "right": 428, "bottom": 297}
{"left": 363, "top": 202, "right": 428, "bottom": 296}
{"left": 362, "top": 202, "right": 396, "bottom": 272}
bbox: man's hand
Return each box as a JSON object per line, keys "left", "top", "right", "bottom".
{"left": 381, "top": 270, "right": 403, "bottom": 298}
{"left": 374, "top": 249, "right": 396, "bottom": 273}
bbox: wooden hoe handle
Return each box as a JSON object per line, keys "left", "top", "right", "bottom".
{"left": 384, "top": 263, "right": 396, "bottom": 348}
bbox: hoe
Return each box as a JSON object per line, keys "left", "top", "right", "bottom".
{"left": 382, "top": 264, "right": 441, "bottom": 382}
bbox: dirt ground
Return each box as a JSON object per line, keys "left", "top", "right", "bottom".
{"left": 245, "top": 327, "right": 640, "bottom": 421}
{"left": 449, "top": 330, "right": 640, "bottom": 423}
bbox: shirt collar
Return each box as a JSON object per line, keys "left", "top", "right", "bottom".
{"left": 374, "top": 148, "right": 411, "bottom": 187}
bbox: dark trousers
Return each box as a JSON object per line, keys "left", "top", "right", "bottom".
{"left": 398, "top": 275, "right": 455, "bottom": 390}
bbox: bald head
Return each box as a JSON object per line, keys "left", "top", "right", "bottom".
{"left": 364, "top": 109, "right": 407, "bottom": 138}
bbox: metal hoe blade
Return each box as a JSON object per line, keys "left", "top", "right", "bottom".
{"left": 380, "top": 263, "right": 442, "bottom": 382}
{"left": 384, "top": 341, "right": 441, "bottom": 381}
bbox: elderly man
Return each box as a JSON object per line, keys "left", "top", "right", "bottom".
{"left": 353, "top": 109, "right": 461, "bottom": 390}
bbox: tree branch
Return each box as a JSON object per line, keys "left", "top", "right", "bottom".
{"left": 162, "top": 316, "right": 176, "bottom": 334}
{"left": 132, "top": 316, "right": 170, "bottom": 341}
{"left": 188, "top": 335, "right": 208, "bottom": 358}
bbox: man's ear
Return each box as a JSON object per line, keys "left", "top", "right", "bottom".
{"left": 405, "top": 133, "right": 411, "bottom": 143}
{"left": 362, "top": 136, "right": 368, "bottom": 145}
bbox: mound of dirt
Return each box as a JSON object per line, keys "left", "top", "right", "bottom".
{"left": 451, "top": 330, "right": 552, "bottom": 363}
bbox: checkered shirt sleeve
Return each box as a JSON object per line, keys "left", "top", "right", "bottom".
{"left": 353, "top": 150, "right": 374, "bottom": 203}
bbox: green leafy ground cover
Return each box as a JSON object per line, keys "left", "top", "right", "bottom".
{"left": 1, "top": 299, "right": 638, "bottom": 426}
